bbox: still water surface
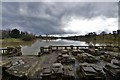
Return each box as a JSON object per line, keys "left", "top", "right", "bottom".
{"left": 22, "top": 39, "right": 89, "bottom": 55}
{"left": 2, "top": 39, "right": 90, "bottom": 55}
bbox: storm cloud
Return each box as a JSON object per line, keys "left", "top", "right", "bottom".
{"left": 2, "top": 2, "right": 118, "bottom": 35}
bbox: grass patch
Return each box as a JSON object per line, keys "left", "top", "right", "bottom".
{"left": 0, "top": 38, "right": 23, "bottom": 42}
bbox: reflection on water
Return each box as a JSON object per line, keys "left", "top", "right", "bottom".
{"left": 1, "top": 39, "right": 88, "bottom": 55}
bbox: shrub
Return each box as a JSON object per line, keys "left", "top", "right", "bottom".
{"left": 21, "top": 35, "right": 34, "bottom": 41}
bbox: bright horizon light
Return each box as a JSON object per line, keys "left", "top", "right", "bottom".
{"left": 63, "top": 16, "right": 118, "bottom": 35}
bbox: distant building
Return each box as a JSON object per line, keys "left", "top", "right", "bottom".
{"left": 117, "top": 30, "right": 120, "bottom": 34}
{"left": 113, "top": 31, "right": 117, "bottom": 34}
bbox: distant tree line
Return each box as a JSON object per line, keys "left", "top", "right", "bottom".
{"left": 37, "top": 34, "right": 59, "bottom": 40}
{"left": 1, "top": 29, "right": 35, "bottom": 41}
{"left": 61, "top": 30, "right": 120, "bottom": 46}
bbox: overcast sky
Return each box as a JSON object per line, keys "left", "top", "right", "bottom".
{"left": 2, "top": 2, "right": 119, "bottom": 36}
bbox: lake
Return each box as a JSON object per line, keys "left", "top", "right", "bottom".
{"left": 1, "top": 39, "right": 93, "bottom": 55}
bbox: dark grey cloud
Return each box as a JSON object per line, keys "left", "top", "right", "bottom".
{"left": 2, "top": 2, "right": 118, "bottom": 35}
